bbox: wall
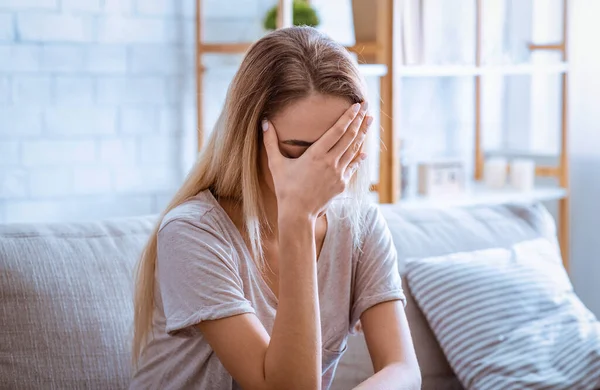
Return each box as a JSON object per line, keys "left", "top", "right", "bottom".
{"left": 0, "top": 0, "right": 273, "bottom": 223}
{"left": 569, "top": 0, "right": 600, "bottom": 316}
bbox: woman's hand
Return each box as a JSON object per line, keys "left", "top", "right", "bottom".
{"left": 262, "top": 102, "right": 372, "bottom": 219}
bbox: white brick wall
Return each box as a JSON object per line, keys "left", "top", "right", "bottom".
{"left": 95, "top": 17, "right": 172, "bottom": 44}
{"left": 18, "top": 13, "right": 94, "bottom": 42}
{"left": 0, "top": 0, "right": 57, "bottom": 9}
{"left": 0, "top": 0, "right": 273, "bottom": 223}
{"left": 135, "top": 0, "right": 195, "bottom": 18}
{"left": 45, "top": 108, "right": 118, "bottom": 135}
{"left": 28, "top": 167, "right": 72, "bottom": 197}
{"left": 12, "top": 75, "right": 52, "bottom": 103}
{"left": 0, "top": 12, "right": 13, "bottom": 41}
{"left": 121, "top": 108, "right": 159, "bottom": 134}
{"left": 96, "top": 76, "right": 167, "bottom": 104}
{"left": 102, "top": 0, "right": 135, "bottom": 15}
{"left": 0, "top": 168, "right": 27, "bottom": 198}
{"left": 5, "top": 195, "right": 154, "bottom": 223}
{"left": 0, "top": 44, "right": 40, "bottom": 72}
{"left": 0, "top": 76, "right": 9, "bottom": 103}
{"left": 22, "top": 140, "right": 97, "bottom": 165}
{"left": 40, "top": 45, "right": 85, "bottom": 72}
{"left": 0, "top": 107, "right": 43, "bottom": 136}
{"left": 85, "top": 45, "right": 127, "bottom": 73}
{"left": 60, "top": 0, "right": 102, "bottom": 13}
{"left": 139, "top": 135, "right": 178, "bottom": 164}
{"left": 128, "top": 45, "right": 187, "bottom": 74}
{"left": 99, "top": 138, "right": 137, "bottom": 166}
{"left": 55, "top": 76, "right": 94, "bottom": 104}
{"left": 0, "top": 141, "right": 19, "bottom": 165}
{"left": 72, "top": 167, "right": 112, "bottom": 195}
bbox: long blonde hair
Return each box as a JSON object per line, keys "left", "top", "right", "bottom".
{"left": 132, "top": 26, "right": 370, "bottom": 366}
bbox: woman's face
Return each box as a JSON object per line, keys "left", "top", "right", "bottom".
{"left": 260, "top": 93, "right": 353, "bottom": 194}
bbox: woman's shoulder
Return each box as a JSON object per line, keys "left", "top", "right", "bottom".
{"left": 158, "top": 190, "right": 225, "bottom": 236}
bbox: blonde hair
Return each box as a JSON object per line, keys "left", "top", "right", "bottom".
{"left": 132, "top": 26, "right": 370, "bottom": 367}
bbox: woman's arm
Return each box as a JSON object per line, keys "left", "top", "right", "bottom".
{"left": 265, "top": 211, "right": 321, "bottom": 388}
{"left": 197, "top": 102, "right": 370, "bottom": 390}
{"left": 198, "top": 213, "right": 321, "bottom": 390}
{"left": 354, "top": 300, "right": 421, "bottom": 390}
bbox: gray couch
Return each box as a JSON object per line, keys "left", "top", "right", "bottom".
{"left": 0, "top": 202, "right": 557, "bottom": 389}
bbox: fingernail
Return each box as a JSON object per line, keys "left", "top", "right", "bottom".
{"left": 360, "top": 153, "right": 367, "bottom": 160}
{"left": 365, "top": 116, "right": 373, "bottom": 126}
{"left": 362, "top": 101, "right": 369, "bottom": 111}
{"left": 262, "top": 119, "right": 268, "bottom": 132}
{"left": 352, "top": 103, "right": 360, "bottom": 113}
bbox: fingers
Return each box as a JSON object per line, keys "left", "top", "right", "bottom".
{"left": 343, "top": 152, "right": 367, "bottom": 182}
{"left": 310, "top": 102, "right": 362, "bottom": 155}
{"left": 339, "top": 115, "right": 372, "bottom": 168}
{"left": 261, "top": 119, "right": 282, "bottom": 165}
{"left": 328, "top": 102, "right": 368, "bottom": 159}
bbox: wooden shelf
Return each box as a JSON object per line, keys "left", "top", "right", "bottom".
{"left": 200, "top": 43, "right": 253, "bottom": 54}
{"left": 398, "top": 62, "right": 569, "bottom": 77}
{"left": 200, "top": 41, "right": 380, "bottom": 55}
{"left": 398, "top": 183, "right": 568, "bottom": 210}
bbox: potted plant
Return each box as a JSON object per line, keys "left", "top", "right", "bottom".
{"left": 263, "top": 0, "right": 320, "bottom": 30}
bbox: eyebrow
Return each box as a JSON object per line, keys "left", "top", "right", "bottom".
{"left": 280, "top": 139, "right": 314, "bottom": 147}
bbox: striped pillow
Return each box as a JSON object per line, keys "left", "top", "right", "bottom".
{"left": 406, "top": 238, "right": 600, "bottom": 390}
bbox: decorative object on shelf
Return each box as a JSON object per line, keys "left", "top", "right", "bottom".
{"left": 417, "top": 160, "right": 466, "bottom": 197}
{"left": 263, "top": 0, "right": 320, "bottom": 31}
{"left": 510, "top": 158, "right": 536, "bottom": 191}
{"left": 484, "top": 157, "right": 508, "bottom": 189}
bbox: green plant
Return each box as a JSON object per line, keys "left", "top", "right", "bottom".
{"left": 263, "top": 0, "right": 320, "bottom": 30}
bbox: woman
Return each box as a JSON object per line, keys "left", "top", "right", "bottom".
{"left": 131, "top": 27, "right": 420, "bottom": 390}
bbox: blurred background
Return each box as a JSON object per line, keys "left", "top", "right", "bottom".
{"left": 0, "top": 0, "right": 598, "bottom": 314}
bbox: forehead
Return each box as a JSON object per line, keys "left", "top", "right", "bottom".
{"left": 270, "top": 93, "right": 352, "bottom": 143}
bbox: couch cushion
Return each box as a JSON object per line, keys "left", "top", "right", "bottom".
{"left": 405, "top": 239, "right": 600, "bottom": 390}
{"left": 0, "top": 216, "right": 155, "bottom": 390}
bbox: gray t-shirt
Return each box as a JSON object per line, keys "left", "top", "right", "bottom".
{"left": 130, "top": 190, "right": 405, "bottom": 390}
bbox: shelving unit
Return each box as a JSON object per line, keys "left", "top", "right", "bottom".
{"left": 392, "top": 0, "right": 570, "bottom": 267}
{"left": 194, "top": 0, "right": 570, "bottom": 269}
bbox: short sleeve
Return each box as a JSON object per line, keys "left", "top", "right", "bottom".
{"left": 350, "top": 204, "right": 406, "bottom": 327}
{"left": 156, "top": 216, "right": 255, "bottom": 335}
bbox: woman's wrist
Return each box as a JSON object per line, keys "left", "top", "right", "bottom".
{"left": 277, "top": 207, "right": 317, "bottom": 226}
{"left": 277, "top": 209, "right": 317, "bottom": 263}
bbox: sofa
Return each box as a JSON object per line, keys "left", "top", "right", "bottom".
{"left": 0, "top": 201, "right": 557, "bottom": 389}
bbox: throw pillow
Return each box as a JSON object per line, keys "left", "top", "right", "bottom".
{"left": 405, "top": 238, "right": 600, "bottom": 390}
